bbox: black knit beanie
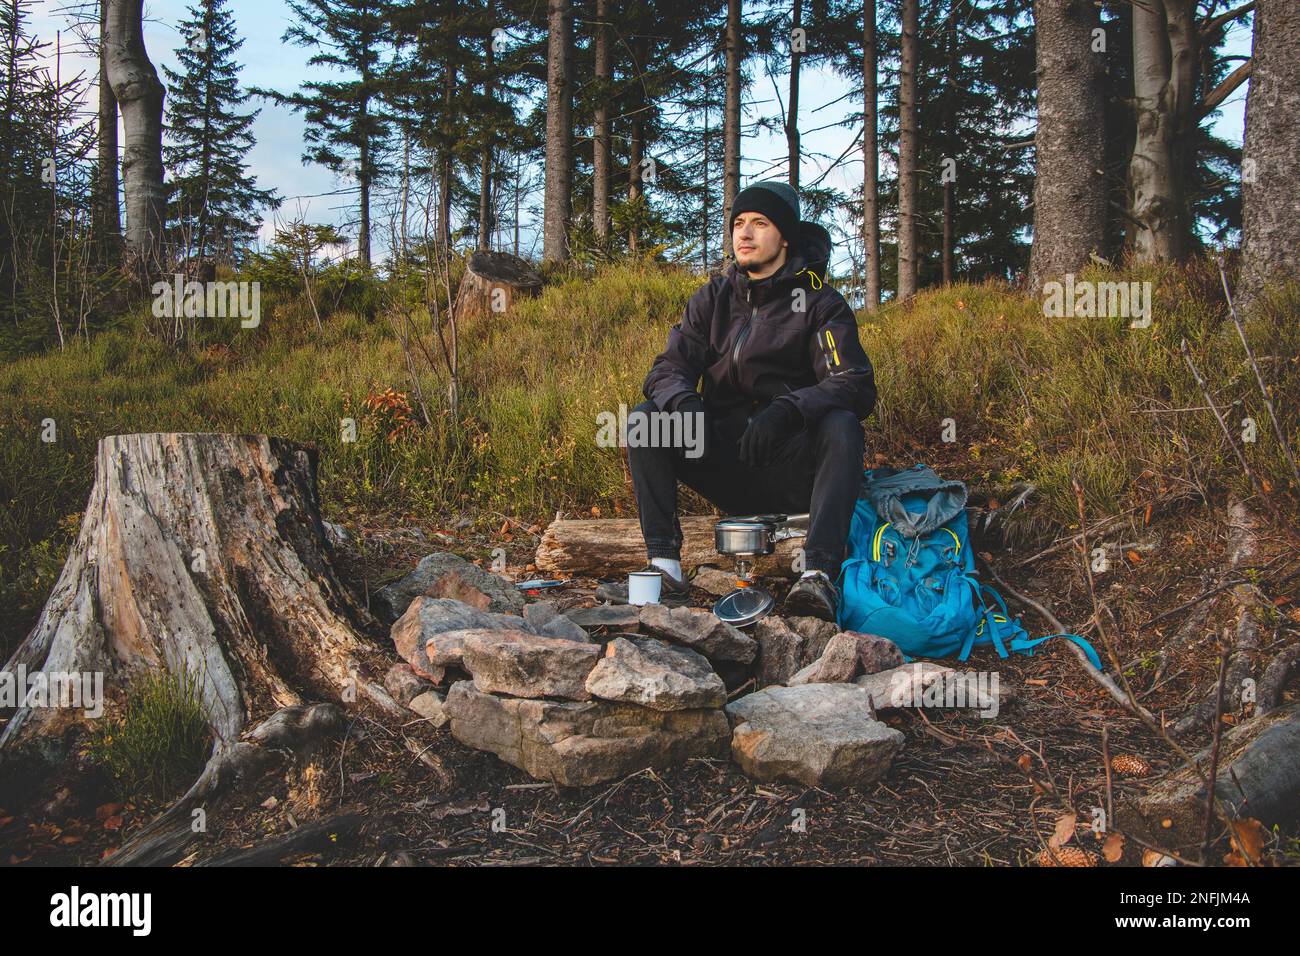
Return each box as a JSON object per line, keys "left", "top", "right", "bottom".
{"left": 730, "top": 181, "right": 800, "bottom": 249}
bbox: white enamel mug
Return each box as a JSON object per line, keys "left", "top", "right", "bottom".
{"left": 627, "top": 570, "right": 663, "bottom": 605}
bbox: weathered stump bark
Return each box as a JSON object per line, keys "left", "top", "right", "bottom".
{"left": 0, "top": 432, "right": 397, "bottom": 758}
{"left": 454, "top": 250, "right": 543, "bottom": 320}
{"left": 534, "top": 517, "right": 804, "bottom": 579}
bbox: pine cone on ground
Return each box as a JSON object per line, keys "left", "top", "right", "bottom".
{"left": 1111, "top": 754, "right": 1152, "bottom": 778}
{"left": 1037, "top": 846, "right": 1097, "bottom": 867}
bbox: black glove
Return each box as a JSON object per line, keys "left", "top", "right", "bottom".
{"left": 738, "top": 400, "right": 803, "bottom": 467}
{"left": 673, "top": 392, "right": 712, "bottom": 461}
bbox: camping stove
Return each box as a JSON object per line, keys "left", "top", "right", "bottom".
{"left": 712, "top": 512, "right": 808, "bottom": 627}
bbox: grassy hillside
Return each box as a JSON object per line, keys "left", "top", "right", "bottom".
{"left": 2, "top": 257, "right": 1297, "bottom": 656}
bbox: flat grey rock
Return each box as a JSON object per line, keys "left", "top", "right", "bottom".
{"left": 443, "top": 681, "right": 730, "bottom": 787}
{"left": 375, "top": 551, "right": 525, "bottom": 623}
{"left": 751, "top": 616, "right": 804, "bottom": 687}
{"left": 725, "top": 683, "right": 904, "bottom": 789}
{"left": 390, "top": 597, "right": 528, "bottom": 680}
{"left": 584, "top": 637, "right": 726, "bottom": 711}
{"left": 855, "top": 662, "right": 1007, "bottom": 714}
{"left": 788, "top": 633, "right": 861, "bottom": 685}
{"left": 638, "top": 604, "right": 758, "bottom": 666}
{"left": 461, "top": 631, "right": 601, "bottom": 700}
{"left": 563, "top": 604, "right": 643, "bottom": 629}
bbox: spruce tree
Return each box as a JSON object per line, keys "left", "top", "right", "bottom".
{"left": 163, "top": 0, "right": 278, "bottom": 263}
{"left": 255, "top": 0, "right": 394, "bottom": 268}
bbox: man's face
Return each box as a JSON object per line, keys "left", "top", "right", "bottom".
{"left": 732, "top": 212, "right": 787, "bottom": 279}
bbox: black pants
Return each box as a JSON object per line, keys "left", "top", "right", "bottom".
{"left": 627, "top": 398, "right": 865, "bottom": 575}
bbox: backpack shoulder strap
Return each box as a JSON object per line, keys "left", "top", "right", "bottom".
{"left": 974, "top": 579, "right": 1105, "bottom": 671}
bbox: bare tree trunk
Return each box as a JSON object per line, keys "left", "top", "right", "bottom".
{"left": 0, "top": 433, "right": 396, "bottom": 758}
{"left": 703, "top": 88, "right": 711, "bottom": 269}
{"left": 592, "top": 0, "right": 612, "bottom": 241}
{"left": 627, "top": 36, "right": 647, "bottom": 257}
{"left": 941, "top": 8, "right": 956, "bottom": 286}
{"left": 1129, "top": 0, "right": 1195, "bottom": 262}
{"left": 787, "top": 0, "right": 801, "bottom": 189}
{"left": 1239, "top": 0, "right": 1300, "bottom": 308}
{"left": 399, "top": 131, "right": 410, "bottom": 260}
{"left": 942, "top": 183, "right": 954, "bottom": 285}
{"left": 103, "top": 0, "right": 164, "bottom": 269}
{"left": 628, "top": 114, "right": 643, "bottom": 256}
{"left": 722, "top": 0, "right": 741, "bottom": 259}
{"left": 477, "top": 148, "right": 492, "bottom": 252}
{"left": 439, "top": 64, "right": 455, "bottom": 255}
{"left": 96, "top": 0, "right": 121, "bottom": 261}
{"left": 356, "top": 85, "right": 372, "bottom": 268}
{"left": 897, "top": 0, "right": 919, "bottom": 299}
{"left": 477, "top": 4, "right": 496, "bottom": 252}
{"left": 862, "top": 1, "right": 880, "bottom": 309}
{"left": 543, "top": 0, "right": 573, "bottom": 263}
{"left": 1028, "top": 0, "right": 1108, "bottom": 288}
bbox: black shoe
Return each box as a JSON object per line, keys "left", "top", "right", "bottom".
{"left": 784, "top": 570, "right": 838, "bottom": 622}
{"left": 595, "top": 564, "right": 692, "bottom": 607}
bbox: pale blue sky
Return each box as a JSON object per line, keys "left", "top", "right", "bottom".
{"left": 31, "top": 0, "right": 1253, "bottom": 271}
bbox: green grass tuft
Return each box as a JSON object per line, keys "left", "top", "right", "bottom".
{"left": 87, "top": 668, "right": 213, "bottom": 804}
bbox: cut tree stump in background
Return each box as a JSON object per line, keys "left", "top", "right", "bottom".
{"left": 454, "top": 250, "right": 543, "bottom": 321}
{"left": 0, "top": 432, "right": 398, "bottom": 758}
{"left": 534, "top": 516, "right": 804, "bottom": 579}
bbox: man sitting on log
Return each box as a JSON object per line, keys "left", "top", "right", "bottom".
{"left": 598, "top": 181, "right": 877, "bottom": 622}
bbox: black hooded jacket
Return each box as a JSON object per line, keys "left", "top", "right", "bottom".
{"left": 642, "top": 221, "right": 877, "bottom": 435}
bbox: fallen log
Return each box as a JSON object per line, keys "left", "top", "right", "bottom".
{"left": 534, "top": 516, "right": 805, "bottom": 579}
{"left": 1258, "top": 643, "right": 1300, "bottom": 716}
{"left": 0, "top": 432, "right": 400, "bottom": 760}
{"left": 201, "top": 811, "right": 363, "bottom": 866}
{"left": 1116, "top": 701, "right": 1300, "bottom": 857}
{"left": 1173, "top": 502, "right": 1262, "bottom": 739}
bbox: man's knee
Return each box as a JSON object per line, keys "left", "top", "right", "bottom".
{"left": 815, "top": 409, "right": 865, "bottom": 452}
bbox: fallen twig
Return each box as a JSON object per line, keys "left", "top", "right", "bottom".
{"left": 1173, "top": 503, "right": 1263, "bottom": 738}
{"left": 1200, "top": 649, "right": 1232, "bottom": 860}
{"left": 977, "top": 555, "right": 1151, "bottom": 720}
{"left": 1011, "top": 509, "right": 1140, "bottom": 569}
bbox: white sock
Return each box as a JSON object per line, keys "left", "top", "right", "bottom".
{"left": 650, "top": 557, "right": 682, "bottom": 580}
{"left": 801, "top": 569, "right": 824, "bottom": 579}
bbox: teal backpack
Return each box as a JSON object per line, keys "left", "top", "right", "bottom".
{"left": 834, "top": 464, "right": 1103, "bottom": 669}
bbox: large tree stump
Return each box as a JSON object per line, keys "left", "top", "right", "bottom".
{"left": 0, "top": 433, "right": 397, "bottom": 758}
{"left": 454, "top": 250, "right": 543, "bottom": 320}
{"left": 534, "top": 517, "right": 805, "bottom": 580}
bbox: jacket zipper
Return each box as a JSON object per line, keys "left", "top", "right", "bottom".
{"left": 730, "top": 287, "right": 757, "bottom": 393}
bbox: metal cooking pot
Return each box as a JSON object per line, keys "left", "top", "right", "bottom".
{"left": 714, "top": 518, "right": 775, "bottom": 557}
{"left": 714, "top": 512, "right": 809, "bottom": 556}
